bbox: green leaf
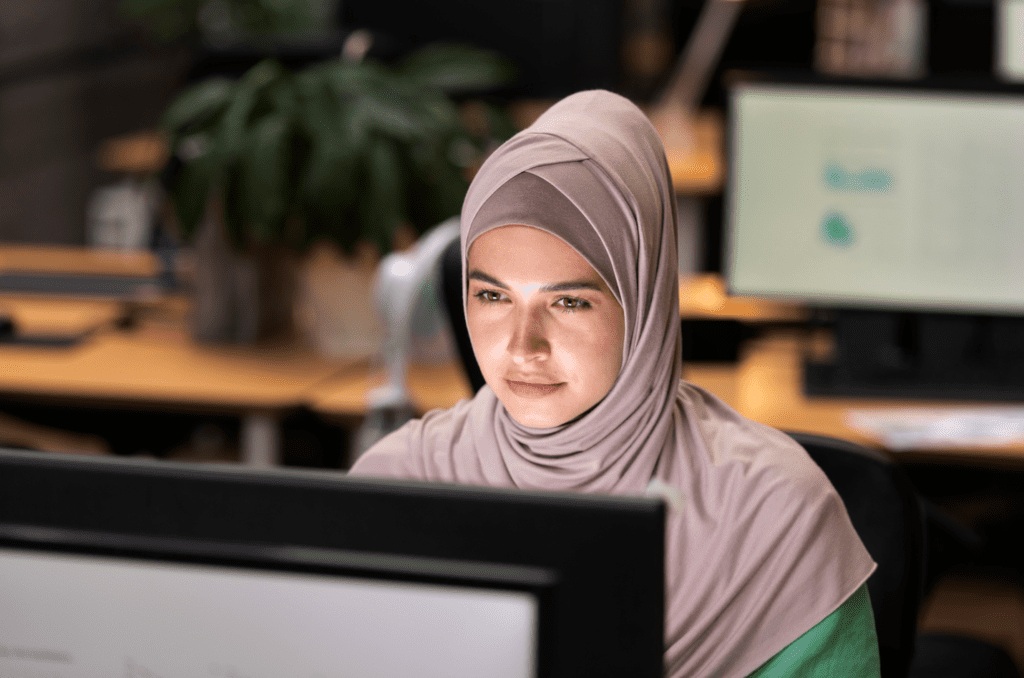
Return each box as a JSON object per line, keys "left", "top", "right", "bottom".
{"left": 359, "top": 135, "right": 406, "bottom": 254}
{"left": 240, "top": 113, "right": 293, "bottom": 241}
{"left": 298, "top": 108, "right": 362, "bottom": 251}
{"left": 301, "top": 131, "right": 353, "bottom": 201}
{"left": 170, "top": 147, "right": 220, "bottom": 240}
{"left": 399, "top": 43, "right": 515, "bottom": 93}
{"left": 484, "top": 102, "right": 519, "bottom": 142}
{"left": 162, "top": 77, "right": 234, "bottom": 133}
{"left": 355, "top": 90, "right": 422, "bottom": 142}
{"left": 266, "top": 74, "right": 299, "bottom": 122}
{"left": 326, "top": 61, "right": 376, "bottom": 98}
{"left": 431, "top": 152, "right": 470, "bottom": 219}
{"left": 222, "top": 167, "right": 247, "bottom": 249}
{"left": 218, "top": 59, "right": 284, "bottom": 161}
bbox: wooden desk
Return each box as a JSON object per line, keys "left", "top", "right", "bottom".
{"left": 0, "top": 295, "right": 127, "bottom": 337}
{"left": 685, "top": 331, "right": 1024, "bottom": 465}
{"left": 0, "top": 244, "right": 363, "bottom": 464}
{"left": 0, "top": 244, "right": 160, "bottom": 278}
{"left": 0, "top": 295, "right": 352, "bottom": 464}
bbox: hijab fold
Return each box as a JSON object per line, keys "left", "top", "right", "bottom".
{"left": 351, "top": 90, "right": 875, "bottom": 678}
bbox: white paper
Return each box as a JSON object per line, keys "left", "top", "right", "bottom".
{"left": 846, "top": 407, "right": 1024, "bottom": 450}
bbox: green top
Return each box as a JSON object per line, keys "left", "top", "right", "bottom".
{"left": 746, "top": 583, "right": 881, "bottom": 678}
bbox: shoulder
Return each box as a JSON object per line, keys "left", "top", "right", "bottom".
{"left": 675, "top": 381, "right": 858, "bottom": 555}
{"left": 676, "top": 381, "right": 834, "bottom": 505}
{"left": 346, "top": 395, "right": 482, "bottom": 481}
{"left": 661, "top": 382, "right": 875, "bottom": 677}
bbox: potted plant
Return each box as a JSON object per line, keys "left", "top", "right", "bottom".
{"left": 159, "top": 43, "right": 514, "bottom": 344}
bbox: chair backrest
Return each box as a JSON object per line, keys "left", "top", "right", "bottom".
{"left": 440, "top": 237, "right": 486, "bottom": 393}
{"left": 787, "top": 432, "right": 927, "bottom": 678}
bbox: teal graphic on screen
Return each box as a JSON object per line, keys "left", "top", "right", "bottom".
{"left": 823, "top": 162, "right": 894, "bottom": 192}
{"left": 822, "top": 212, "right": 855, "bottom": 247}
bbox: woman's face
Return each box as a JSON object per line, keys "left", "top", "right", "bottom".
{"left": 466, "top": 225, "right": 625, "bottom": 428}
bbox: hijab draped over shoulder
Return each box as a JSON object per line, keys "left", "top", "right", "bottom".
{"left": 350, "top": 90, "right": 875, "bottom": 678}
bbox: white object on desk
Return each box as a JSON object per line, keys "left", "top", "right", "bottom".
{"left": 998, "top": 0, "right": 1024, "bottom": 82}
{"left": 86, "top": 178, "right": 159, "bottom": 250}
{"left": 353, "top": 219, "right": 461, "bottom": 459}
{"left": 847, "top": 407, "right": 1024, "bottom": 451}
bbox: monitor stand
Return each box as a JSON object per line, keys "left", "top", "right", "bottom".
{"left": 804, "top": 310, "right": 1024, "bottom": 402}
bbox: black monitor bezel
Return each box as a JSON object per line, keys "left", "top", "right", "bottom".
{"left": 723, "top": 70, "right": 1024, "bottom": 316}
{"left": 0, "top": 448, "right": 665, "bottom": 678}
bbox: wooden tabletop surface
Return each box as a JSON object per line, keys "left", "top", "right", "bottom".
{"left": 0, "top": 296, "right": 351, "bottom": 413}
{"left": 688, "top": 331, "right": 1024, "bottom": 464}
{"left": 0, "top": 245, "right": 161, "bottom": 277}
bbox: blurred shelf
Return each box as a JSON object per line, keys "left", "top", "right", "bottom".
{"left": 0, "top": 245, "right": 161, "bottom": 278}
{"left": 654, "top": 109, "right": 725, "bottom": 195}
{"left": 680, "top": 273, "right": 808, "bottom": 322}
{"left": 96, "top": 130, "right": 169, "bottom": 175}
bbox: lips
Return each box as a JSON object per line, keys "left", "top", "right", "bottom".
{"left": 505, "top": 379, "right": 565, "bottom": 398}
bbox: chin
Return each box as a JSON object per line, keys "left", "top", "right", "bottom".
{"left": 507, "top": 409, "right": 568, "bottom": 429}
{"left": 500, "top": 394, "right": 578, "bottom": 428}
{"left": 509, "top": 407, "right": 558, "bottom": 428}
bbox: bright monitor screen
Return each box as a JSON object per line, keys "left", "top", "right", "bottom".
{"left": 727, "top": 81, "right": 1024, "bottom": 313}
{"left": 0, "top": 546, "right": 537, "bottom": 678}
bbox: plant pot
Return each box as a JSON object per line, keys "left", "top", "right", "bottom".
{"left": 293, "top": 240, "right": 383, "bottom": 360}
{"left": 190, "top": 204, "right": 297, "bottom": 344}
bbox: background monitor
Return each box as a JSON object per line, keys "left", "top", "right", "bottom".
{"left": 0, "top": 448, "right": 665, "bottom": 678}
{"left": 726, "top": 77, "right": 1024, "bottom": 315}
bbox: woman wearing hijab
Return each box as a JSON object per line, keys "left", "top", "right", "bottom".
{"left": 350, "top": 90, "right": 879, "bottom": 677}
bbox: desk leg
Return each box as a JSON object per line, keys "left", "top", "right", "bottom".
{"left": 241, "top": 413, "right": 280, "bottom": 466}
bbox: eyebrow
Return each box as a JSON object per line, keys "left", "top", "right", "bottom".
{"left": 468, "top": 269, "right": 604, "bottom": 293}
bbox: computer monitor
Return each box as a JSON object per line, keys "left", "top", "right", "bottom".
{"left": 727, "top": 77, "right": 1024, "bottom": 314}
{"left": 726, "top": 75, "right": 1024, "bottom": 400}
{"left": 0, "top": 448, "right": 664, "bottom": 678}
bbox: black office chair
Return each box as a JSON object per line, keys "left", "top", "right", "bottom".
{"left": 787, "top": 432, "right": 1020, "bottom": 678}
{"left": 787, "top": 432, "right": 922, "bottom": 677}
{"left": 440, "top": 237, "right": 1019, "bottom": 678}
{"left": 440, "top": 237, "right": 486, "bottom": 394}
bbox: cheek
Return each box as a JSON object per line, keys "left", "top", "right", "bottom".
{"left": 465, "top": 305, "right": 503, "bottom": 369}
{"left": 544, "top": 312, "right": 622, "bottom": 390}
{"left": 564, "top": 318, "right": 623, "bottom": 385}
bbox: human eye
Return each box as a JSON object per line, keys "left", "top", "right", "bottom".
{"left": 472, "top": 289, "right": 507, "bottom": 304}
{"left": 554, "top": 296, "right": 592, "bottom": 312}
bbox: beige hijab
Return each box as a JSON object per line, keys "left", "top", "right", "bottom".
{"left": 350, "top": 90, "right": 874, "bottom": 677}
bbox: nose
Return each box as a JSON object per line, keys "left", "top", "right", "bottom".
{"left": 507, "top": 306, "right": 550, "bottom": 365}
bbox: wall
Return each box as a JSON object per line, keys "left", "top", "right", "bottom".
{"left": 0, "top": 0, "right": 185, "bottom": 244}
